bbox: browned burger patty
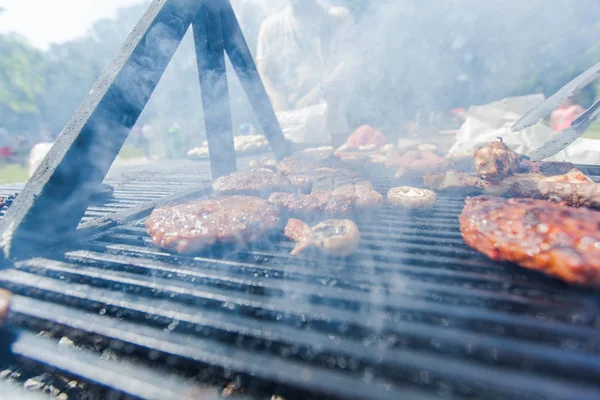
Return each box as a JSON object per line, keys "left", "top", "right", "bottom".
{"left": 212, "top": 169, "right": 296, "bottom": 197}
{"left": 276, "top": 155, "right": 327, "bottom": 176}
{"left": 460, "top": 196, "right": 600, "bottom": 287}
{"left": 269, "top": 180, "right": 383, "bottom": 220}
{"left": 146, "top": 196, "right": 280, "bottom": 254}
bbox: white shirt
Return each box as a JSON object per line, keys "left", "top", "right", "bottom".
{"left": 256, "top": 5, "right": 356, "bottom": 104}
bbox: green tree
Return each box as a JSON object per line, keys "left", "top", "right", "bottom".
{"left": 0, "top": 33, "right": 45, "bottom": 134}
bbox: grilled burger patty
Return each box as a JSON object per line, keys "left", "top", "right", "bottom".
{"left": 269, "top": 180, "right": 383, "bottom": 219}
{"left": 146, "top": 196, "right": 280, "bottom": 254}
{"left": 212, "top": 169, "right": 296, "bottom": 197}
{"left": 460, "top": 196, "right": 600, "bottom": 287}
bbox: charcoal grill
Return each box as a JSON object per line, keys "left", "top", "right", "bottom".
{"left": 0, "top": 159, "right": 599, "bottom": 399}
{"left": 1, "top": 0, "right": 600, "bottom": 398}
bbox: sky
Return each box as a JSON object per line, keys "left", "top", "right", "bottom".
{"left": 0, "top": 0, "right": 144, "bottom": 49}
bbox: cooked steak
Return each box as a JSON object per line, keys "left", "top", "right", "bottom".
{"left": 146, "top": 196, "right": 280, "bottom": 254}
{"left": 474, "top": 138, "right": 520, "bottom": 181}
{"left": 284, "top": 218, "right": 360, "bottom": 257}
{"left": 287, "top": 167, "right": 359, "bottom": 193}
{"left": 212, "top": 169, "right": 296, "bottom": 197}
{"left": 520, "top": 160, "right": 576, "bottom": 176}
{"left": 276, "top": 155, "right": 327, "bottom": 176}
{"left": 510, "top": 181, "right": 600, "bottom": 208}
{"left": 460, "top": 196, "right": 600, "bottom": 287}
{"left": 269, "top": 179, "right": 383, "bottom": 219}
{"left": 424, "top": 170, "right": 486, "bottom": 194}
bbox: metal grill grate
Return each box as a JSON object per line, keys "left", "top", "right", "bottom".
{"left": 1, "top": 170, "right": 600, "bottom": 399}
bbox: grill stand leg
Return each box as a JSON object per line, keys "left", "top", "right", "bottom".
{"left": 193, "top": 2, "right": 236, "bottom": 179}
{"left": 0, "top": 0, "right": 289, "bottom": 258}
{"left": 219, "top": 1, "right": 292, "bottom": 160}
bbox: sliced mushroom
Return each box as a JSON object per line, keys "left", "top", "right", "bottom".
{"left": 387, "top": 186, "right": 437, "bottom": 209}
{"left": 284, "top": 218, "right": 360, "bottom": 257}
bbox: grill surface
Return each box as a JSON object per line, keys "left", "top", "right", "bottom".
{"left": 1, "top": 160, "right": 600, "bottom": 399}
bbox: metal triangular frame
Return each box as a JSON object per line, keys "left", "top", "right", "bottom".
{"left": 0, "top": 0, "right": 291, "bottom": 258}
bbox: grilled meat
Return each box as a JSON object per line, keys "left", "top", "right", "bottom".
{"left": 249, "top": 157, "right": 277, "bottom": 171}
{"left": 146, "top": 196, "right": 280, "bottom": 254}
{"left": 520, "top": 160, "right": 576, "bottom": 176}
{"left": 284, "top": 218, "right": 360, "bottom": 257}
{"left": 269, "top": 179, "right": 383, "bottom": 220}
{"left": 460, "top": 196, "right": 600, "bottom": 287}
{"left": 425, "top": 167, "right": 593, "bottom": 197}
{"left": 276, "top": 155, "right": 327, "bottom": 176}
{"left": 212, "top": 169, "right": 296, "bottom": 197}
{"left": 386, "top": 150, "right": 452, "bottom": 180}
{"left": 510, "top": 181, "right": 600, "bottom": 208}
{"left": 346, "top": 125, "right": 387, "bottom": 148}
{"left": 387, "top": 186, "right": 437, "bottom": 209}
{"left": 424, "top": 170, "right": 486, "bottom": 194}
{"left": 301, "top": 146, "right": 335, "bottom": 161}
{"left": 287, "top": 167, "right": 359, "bottom": 193}
{"left": 474, "top": 138, "right": 521, "bottom": 181}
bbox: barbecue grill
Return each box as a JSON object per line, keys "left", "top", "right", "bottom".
{"left": 1, "top": 158, "right": 600, "bottom": 399}
{"left": 2, "top": 0, "right": 600, "bottom": 399}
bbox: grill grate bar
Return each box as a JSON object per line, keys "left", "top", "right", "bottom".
{"left": 9, "top": 328, "right": 205, "bottom": 400}
{"left": 5, "top": 278, "right": 600, "bottom": 400}
{"left": 61, "top": 250, "right": 587, "bottom": 310}
{"left": 9, "top": 295, "right": 436, "bottom": 400}
{"left": 6, "top": 259, "right": 600, "bottom": 352}
{"left": 82, "top": 240, "right": 590, "bottom": 305}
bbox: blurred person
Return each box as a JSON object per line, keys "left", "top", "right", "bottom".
{"left": 256, "top": 0, "right": 359, "bottom": 137}
{"left": 550, "top": 96, "right": 585, "bottom": 132}
{"left": 167, "top": 122, "right": 185, "bottom": 159}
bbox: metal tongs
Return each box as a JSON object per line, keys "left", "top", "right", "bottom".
{"left": 512, "top": 61, "right": 600, "bottom": 161}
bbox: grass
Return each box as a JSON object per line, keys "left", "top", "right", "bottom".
{"left": 583, "top": 120, "right": 600, "bottom": 139}
{"left": 0, "top": 164, "right": 28, "bottom": 185}
{"left": 118, "top": 144, "right": 145, "bottom": 160}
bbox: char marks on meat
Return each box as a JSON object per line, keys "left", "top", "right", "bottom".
{"left": 212, "top": 169, "right": 296, "bottom": 197}
{"left": 474, "top": 138, "right": 521, "bottom": 181}
{"left": 146, "top": 196, "right": 280, "bottom": 254}
{"left": 460, "top": 196, "right": 600, "bottom": 287}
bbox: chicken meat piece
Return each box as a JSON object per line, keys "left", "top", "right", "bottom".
{"left": 284, "top": 218, "right": 360, "bottom": 257}
{"left": 212, "top": 169, "right": 296, "bottom": 197}
{"left": 460, "top": 196, "right": 600, "bottom": 287}
{"left": 146, "top": 196, "right": 280, "bottom": 254}
{"left": 386, "top": 150, "right": 452, "bottom": 180}
{"left": 269, "top": 179, "right": 383, "bottom": 220}
{"left": 346, "top": 125, "right": 387, "bottom": 148}
{"left": 474, "top": 138, "right": 521, "bottom": 181}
